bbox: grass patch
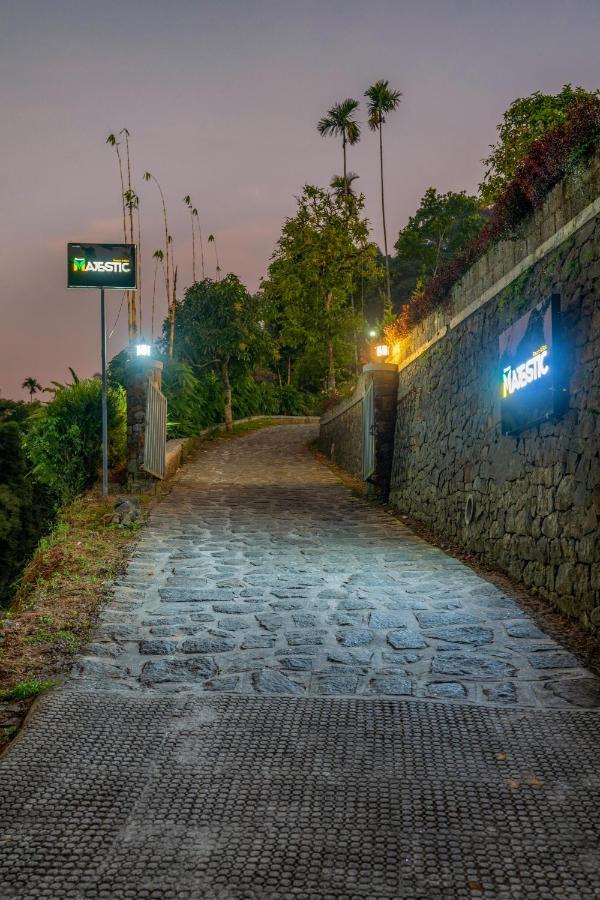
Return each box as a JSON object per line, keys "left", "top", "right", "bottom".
{"left": 0, "top": 679, "right": 55, "bottom": 701}
{"left": 0, "top": 491, "right": 149, "bottom": 697}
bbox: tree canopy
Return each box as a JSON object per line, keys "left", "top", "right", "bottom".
{"left": 479, "top": 84, "right": 599, "bottom": 205}
{"left": 261, "top": 184, "right": 381, "bottom": 392}
{"left": 391, "top": 187, "right": 487, "bottom": 308}
{"left": 170, "top": 275, "right": 272, "bottom": 430}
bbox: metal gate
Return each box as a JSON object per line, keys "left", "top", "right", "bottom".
{"left": 362, "top": 383, "right": 375, "bottom": 480}
{"left": 143, "top": 380, "right": 167, "bottom": 479}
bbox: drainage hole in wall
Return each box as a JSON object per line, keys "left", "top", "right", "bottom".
{"left": 464, "top": 494, "right": 476, "bottom": 526}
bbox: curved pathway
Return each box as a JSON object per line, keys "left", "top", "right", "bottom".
{"left": 1, "top": 424, "right": 599, "bottom": 898}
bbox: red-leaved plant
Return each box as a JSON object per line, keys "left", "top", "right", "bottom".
{"left": 386, "top": 97, "right": 600, "bottom": 344}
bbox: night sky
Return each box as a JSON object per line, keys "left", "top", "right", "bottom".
{"left": 1, "top": 0, "right": 598, "bottom": 399}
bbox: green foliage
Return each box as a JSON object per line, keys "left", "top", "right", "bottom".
{"left": 0, "top": 678, "right": 54, "bottom": 701}
{"left": 261, "top": 184, "right": 381, "bottom": 391}
{"left": 480, "top": 84, "right": 599, "bottom": 205}
{"left": 26, "top": 379, "right": 126, "bottom": 504}
{"left": 392, "top": 187, "right": 487, "bottom": 308}
{"left": 0, "top": 403, "right": 55, "bottom": 606}
{"left": 161, "top": 359, "right": 223, "bottom": 437}
{"left": 171, "top": 275, "right": 273, "bottom": 374}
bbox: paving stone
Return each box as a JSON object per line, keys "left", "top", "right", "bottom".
{"left": 213, "top": 603, "right": 263, "bottom": 614}
{"left": 216, "top": 618, "right": 251, "bottom": 631}
{"left": 140, "top": 658, "right": 217, "bottom": 685}
{"left": 139, "top": 639, "right": 179, "bottom": 655}
{"left": 370, "top": 675, "right": 413, "bottom": 695}
{"left": 159, "top": 589, "right": 234, "bottom": 603}
{"left": 203, "top": 676, "right": 239, "bottom": 692}
{"left": 423, "top": 625, "right": 494, "bottom": 645}
{"left": 336, "top": 628, "right": 373, "bottom": 647}
{"left": 278, "top": 656, "right": 315, "bottom": 671}
{"left": 149, "top": 625, "right": 180, "bottom": 637}
{"left": 327, "top": 649, "right": 373, "bottom": 666}
{"left": 505, "top": 621, "right": 547, "bottom": 639}
{"left": 546, "top": 678, "right": 600, "bottom": 707}
{"left": 387, "top": 630, "right": 428, "bottom": 650}
{"left": 369, "top": 611, "right": 408, "bottom": 629}
{"left": 312, "top": 674, "right": 359, "bottom": 694}
{"left": 292, "top": 613, "right": 318, "bottom": 627}
{"left": 252, "top": 669, "right": 304, "bottom": 695}
{"left": 416, "top": 611, "right": 481, "bottom": 627}
{"left": 527, "top": 650, "right": 580, "bottom": 669}
{"left": 188, "top": 613, "right": 216, "bottom": 623}
{"left": 382, "top": 651, "right": 422, "bottom": 665}
{"left": 181, "top": 636, "right": 235, "bottom": 654}
{"left": 85, "top": 642, "right": 122, "bottom": 658}
{"left": 483, "top": 683, "right": 518, "bottom": 704}
{"left": 432, "top": 653, "right": 517, "bottom": 679}
{"left": 270, "top": 599, "right": 304, "bottom": 611}
{"left": 337, "top": 598, "right": 376, "bottom": 610}
{"left": 241, "top": 634, "right": 276, "bottom": 649}
{"left": 256, "top": 613, "right": 284, "bottom": 631}
{"left": 426, "top": 682, "right": 468, "bottom": 700}
{"left": 331, "top": 613, "right": 362, "bottom": 626}
{"left": 285, "top": 630, "right": 327, "bottom": 646}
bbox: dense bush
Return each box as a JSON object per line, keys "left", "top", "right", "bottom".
{"left": 161, "top": 360, "right": 223, "bottom": 438}
{"left": 386, "top": 95, "right": 600, "bottom": 342}
{"left": 0, "top": 402, "right": 55, "bottom": 606}
{"left": 26, "top": 379, "right": 126, "bottom": 504}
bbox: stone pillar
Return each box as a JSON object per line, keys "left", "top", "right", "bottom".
{"left": 126, "top": 357, "right": 163, "bottom": 490}
{"left": 363, "top": 362, "right": 399, "bottom": 502}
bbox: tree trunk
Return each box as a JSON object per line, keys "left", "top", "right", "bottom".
{"left": 327, "top": 337, "right": 336, "bottom": 392}
{"left": 287, "top": 355, "right": 292, "bottom": 386}
{"left": 343, "top": 134, "right": 347, "bottom": 196}
{"left": 222, "top": 357, "right": 233, "bottom": 433}
{"left": 379, "top": 125, "right": 392, "bottom": 318}
{"left": 190, "top": 210, "right": 196, "bottom": 282}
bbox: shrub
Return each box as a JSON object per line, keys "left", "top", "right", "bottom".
{"left": 161, "top": 360, "right": 223, "bottom": 438}
{"left": 386, "top": 96, "right": 600, "bottom": 343}
{"left": 26, "top": 379, "right": 126, "bottom": 504}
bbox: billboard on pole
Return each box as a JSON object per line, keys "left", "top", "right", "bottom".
{"left": 67, "top": 243, "right": 137, "bottom": 290}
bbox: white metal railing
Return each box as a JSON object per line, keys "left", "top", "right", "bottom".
{"left": 143, "top": 380, "right": 167, "bottom": 479}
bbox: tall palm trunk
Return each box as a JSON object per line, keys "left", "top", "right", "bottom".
{"left": 123, "top": 132, "right": 137, "bottom": 340}
{"left": 169, "top": 263, "right": 177, "bottom": 357}
{"left": 342, "top": 134, "right": 347, "bottom": 197}
{"left": 379, "top": 125, "right": 392, "bottom": 317}
{"left": 196, "top": 212, "right": 206, "bottom": 279}
{"left": 112, "top": 143, "right": 133, "bottom": 342}
{"left": 324, "top": 290, "right": 336, "bottom": 392}
{"left": 222, "top": 356, "right": 233, "bottom": 432}
{"left": 136, "top": 201, "right": 142, "bottom": 335}
{"left": 190, "top": 209, "right": 196, "bottom": 282}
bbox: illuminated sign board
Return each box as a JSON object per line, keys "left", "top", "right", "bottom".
{"left": 499, "top": 293, "right": 567, "bottom": 435}
{"left": 67, "top": 243, "right": 137, "bottom": 290}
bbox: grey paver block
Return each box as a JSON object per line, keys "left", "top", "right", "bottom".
{"left": 387, "top": 630, "right": 428, "bottom": 650}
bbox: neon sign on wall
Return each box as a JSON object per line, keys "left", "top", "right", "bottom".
{"left": 499, "top": 294, "right": 567, "bottom": 435}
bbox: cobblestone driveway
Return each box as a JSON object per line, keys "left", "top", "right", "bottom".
{"left": 76, "top": 424, "right": 597, "bottom": 708}
{"left": 2, "top": 424, "right": 599, "bottom": 899}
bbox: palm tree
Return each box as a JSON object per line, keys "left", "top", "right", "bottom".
{"left": 193, "top": 207, "right": 206, "bottom": 279}
{"left": 106, "top": 133, "right": 134, "bottom": 342}
{"left": 317, "top": 99, "right": 361, "bottom": 196}
{"left": 365, "top": 80, "right": 402, "bottom": 316}
{"left": 183, "top": 195, "right": 197, "bottom": 282}
{"left": 208, "top": 234, "right": 221, "bottom": 280}
{"left": 22, "top": 377, "right": 42, "bottom": 402}
{"left": 330, "top": 172, "right": 360, "bottom": 209}
{"left": 151, "top": 249, "right": 165, "bottom": 342}
{"left": 144, "top": 171, "right": 175, "bottom": 354}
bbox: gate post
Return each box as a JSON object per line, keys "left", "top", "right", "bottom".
{"left": 126, "top": 356, "right": 164, "bottom": 490}
{"left": 362, "top": 362, "right": 399, "bottom": 501}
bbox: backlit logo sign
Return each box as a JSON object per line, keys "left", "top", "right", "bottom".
{"left": 499, "top": 294, "right": 567, "bottom": 435}
{"left": 67, "top": 243, "right": 137, "bottom": 289}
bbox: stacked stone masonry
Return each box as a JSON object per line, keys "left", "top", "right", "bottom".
{"left": 390, "top": 199, "right": 599, "bottom": 626}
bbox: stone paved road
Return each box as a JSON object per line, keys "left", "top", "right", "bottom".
{"left": 2, "top": 424, "right": 600, "bottom": 899}
{"left": 75, "top": 424, "right": 597, "bottom": 708}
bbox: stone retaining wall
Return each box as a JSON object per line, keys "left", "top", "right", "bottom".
{"left": 390, "top": 169, "right": 600, "bottom": 627}
{"left": 318, "top": 378, "right": 365, "bottom": 479}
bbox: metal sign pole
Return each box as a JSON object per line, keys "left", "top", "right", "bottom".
{"left": 100, "top": 288, "right": 108, "bottom": 496}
